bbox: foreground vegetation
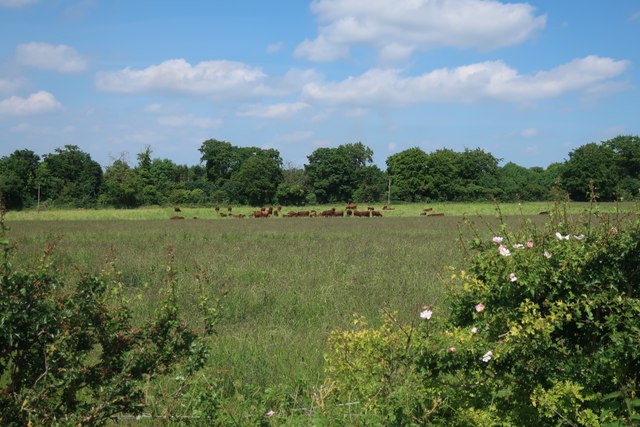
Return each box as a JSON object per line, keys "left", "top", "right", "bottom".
{"left": 2, "top": 199, "right": 639, "bottom": 424}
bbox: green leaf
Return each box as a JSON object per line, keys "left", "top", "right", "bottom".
{"left": 627, "top": 398, "right": 640, "bottom": 408}
{"left": 603, "top": 391, "right": 624, "bottom": 400}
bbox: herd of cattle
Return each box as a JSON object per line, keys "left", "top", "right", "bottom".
{"left": 170, "top": 205, "right": 445, "bottom": 220}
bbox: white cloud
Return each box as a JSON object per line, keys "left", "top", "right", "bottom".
{"left": 267, "top": 42, "right": 284, "bottom": 54}
{"left": 521, "top": 128, "right": 538, "bottom": 137}
{"left": 388, "top": 142, "right": 397, "bottom": 150}
{"left": 0, "top": 77, "right": 26, "bottom": 95}
{"left": 295, "top": 35, "right": 349, "bottom": 62}
{"left": 630, "top": 10, "right": 640, "bottom": 21}
{"left": 296, "top": 0, "right": 547, "bottom": 62}
{"left": 0, "top": 91, "right": 62, "bottom": 116}
{"left": 157, "top": 114, "right": 223, "bottom": 129}
{"left": 96, "top": 59, "right": 270, "bottom": 98}
{"left": 0, "top": 0, "right": 37, "bottom": 6}
{"left": 16, "top": 42, "right": 88, "bottom": 73}
{"left": 302, "top": 56, "right": 629, "bottom": 106}
{"left": 237, "top": 102, "right": 310, "bottom": 118}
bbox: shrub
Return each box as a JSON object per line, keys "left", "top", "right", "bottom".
{"left": 0, "top": 205, "right": 218, "bottom": 426}
{"left": 324, "top": 202, "right": 640, "bottom": 425}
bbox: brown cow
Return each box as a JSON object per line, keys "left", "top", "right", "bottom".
{"left": 333, "top": 210, "right": 344, "bottom": 217}
{"left": 428, "top": 213, "right": 445, "bottom": 217}
{"left": 174, "top": 207, "right": 182, "bottom": 212}
{"left": 371, "top": 210, "right": 382, "bottom": 217}
{"left": 346, "top": 203, "right": 357, "bottom": 210}
{"left": 354, "top": 210, "right": 370, "bottom": 217}
{"left": 367, "top": 206, "right": 375, "bottom": 211}
{"left": 346, "top": 209, "right": 353, "bottom": 216}
{"left": 219, "top": 212, "right": 228, "bottom": 218}
{"left": 214, "top": 206, "right": 220, "bottom": 212}
{"left": 297, "top": 210, "right": 310, "bottom": 217}
{"left": 422, "top": 207, "right": 433, "bottom": 212}
{"left": 320, "top": 207, "right": 336, "bottom": 217}
{"left": 170, "top": 215, "right": 184, "bottom": 220}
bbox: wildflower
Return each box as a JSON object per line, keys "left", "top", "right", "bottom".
{"left": 526, "top": 241, "right": 534, "bottom": 248}
{"left": 513, "top": 243, "right": 524, "bottom": 249}
{"left": 492, "top": 236, "right": 503, "bottom": 244}
{"left": 544, "top": 251, "right": 552, "bottom": 259}
{"left": 420, "top": 308, "right": 433, "bottom": 320}
{"left": 265, "top": 410, "right": 275, "bottom": 417}
{"left": 555, "top": 232, "right": 570, "bottom": 240}
{"left": 574, "top": 234, "right": 585, "bottom": 240}
{"left": 498, "top": 245, "right": 511, "bottom": 256}
{"left": 475, "top": 303, "right": 485, "bottom": 313}
{"left": 471, "top": 326, "right": 478, "bottom": 334}
{"left": 448, "top": 345, "right": 457, "bottom": 353}
{"left": 509, "top": 272, "right": 518, "bottom": 282}
{"left": 482, "top": 350, "right": 493, "bottom": 363}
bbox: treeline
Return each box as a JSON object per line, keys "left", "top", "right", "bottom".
{"left": 1, "top": 135, "right": 639, "bottom": 210}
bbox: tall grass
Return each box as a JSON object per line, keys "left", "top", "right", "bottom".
{"left": 3, "top": 212, "right": 557, "bottom": 393}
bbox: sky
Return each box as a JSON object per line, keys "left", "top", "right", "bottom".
{"left": 0, "top": 0, "right": 639, "bottom": 170}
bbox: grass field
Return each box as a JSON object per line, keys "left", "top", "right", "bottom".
{"left": 6, "top": 200, "right": 637, "bottom": 221}
{"left": 5, "top": 202, "right": 633, "bottom": 399}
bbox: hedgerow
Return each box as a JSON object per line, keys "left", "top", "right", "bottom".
{"left": 323, "top": 201, "right": 640, "bottom": 426}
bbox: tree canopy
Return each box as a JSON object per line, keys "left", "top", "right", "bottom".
{"left": 1, "top": 135, "right": 639, "bottom": 209}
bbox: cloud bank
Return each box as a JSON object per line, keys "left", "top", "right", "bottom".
{"left": 302, "top": 56, "right": 629, "bottom": 106}
{"left": 296, "top": 0, "right": 547, "bottom": 62}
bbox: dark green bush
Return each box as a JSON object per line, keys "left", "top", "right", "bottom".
{"left": 0, "top": 207, "right": 218, "bottom": 426}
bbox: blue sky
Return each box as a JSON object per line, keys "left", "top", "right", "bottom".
{"left": 1, "top": 0, "right": 638, "bottom": 170}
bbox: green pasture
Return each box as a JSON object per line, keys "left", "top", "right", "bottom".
{"left": 5, "top": 200, "right": 637, "bottom": 221}
{"left": 4, "top": 202, "right": 630, "bottom": 397}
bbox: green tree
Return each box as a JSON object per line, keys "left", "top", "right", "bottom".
{"left": 498, "top": 163, "right": 551, "bottom": 201}
{"left": 424, "top": 148, "right": 460, "bottom": 201}
{"left": 199, "top": 139, "right": 261, "bottom": 185}
{"left": 353, "top": 165, "right": 387, "bottom": 203}
{"left": 604, "top": 135, "right": 640, "bottom": 198}
{"left": 305, "top": 142, "right": 374, "bottom": 203}
{"left": 100, "top": 158, "right": 144, "bottom": 208}
{"left": 0, "top": 149, "right": 40, "bottom": 209}
{"left": 232, "top": 152, "right": 283, "bottom": 205}
{"left": 562, "top": 142, "right": 620, "bottom": 201}
{"left": 456, "top": 148, "right": 501, "bottom": 200}
{"left": 276, "top": 162, "right": 309, "bottom": 205}
{"left": 386, "top": 147, "right": 430, "bottom": 202}
{"left": 40, "top": 145, "right": 103, "bottom": 207}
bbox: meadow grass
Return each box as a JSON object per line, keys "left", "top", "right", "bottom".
{"left": 6, "top": 200, "right": 637, "bottom": 221}
{"left": 2, "top": 206, "right": 592, "bottom": 394}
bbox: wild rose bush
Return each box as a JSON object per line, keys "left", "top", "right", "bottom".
{"left": 324, "top": 207, "right": 640, "bottom": 425}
